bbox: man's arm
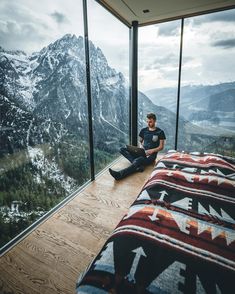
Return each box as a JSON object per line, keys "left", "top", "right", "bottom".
{"left": 145, "top": 139, "right": 165, "bottom": 155}
{"left": 139, "top": 136, "right": 144, "bottom": 148}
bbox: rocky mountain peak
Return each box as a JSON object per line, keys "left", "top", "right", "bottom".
{"left": 47, "top": 34, "right": 82, "bottom": 53}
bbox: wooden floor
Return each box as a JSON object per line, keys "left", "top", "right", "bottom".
{"left": 0, "top": 158, "right": 154, "bottom": 294}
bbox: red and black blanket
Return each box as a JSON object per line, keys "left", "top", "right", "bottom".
{"left": 76, "top": 152, "right": 235, "bottom": 293}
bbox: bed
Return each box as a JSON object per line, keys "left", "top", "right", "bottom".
{"left": 76, "top": 151, "right": 235, "bottom": 293}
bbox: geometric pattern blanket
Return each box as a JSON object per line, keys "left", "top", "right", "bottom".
{"left": 76, "top": 152, "right": 235, "bottom": 293}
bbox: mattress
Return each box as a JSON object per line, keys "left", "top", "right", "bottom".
{"left": 76, "top": 151, "right": 235, "bottom": 293}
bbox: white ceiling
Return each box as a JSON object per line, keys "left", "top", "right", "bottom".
{"left": 98, "top": 0, "right": 235, "bottom": 26}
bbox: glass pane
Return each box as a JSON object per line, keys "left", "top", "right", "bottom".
{"left": 178, "top": 9, "right": 235, "bottom": 156}
{"left": 138, "top": 21, "right": 181, "bottom": 151}
{"left": 87, "top": 0, "right": 130, "bottom": 174}
{"left": 0, "top": 0, "right": 89, "bottom": 249}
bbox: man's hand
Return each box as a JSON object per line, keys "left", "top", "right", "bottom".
{"left": 145, "top": 149, "right": 156, "bottom": 156}
{"left": 145, "top": 140, "right": 165, "bottom": 156}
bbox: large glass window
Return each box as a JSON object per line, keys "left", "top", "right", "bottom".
{"left": 0, "top": 0, "right": 89, "bottom": 249}
{"left": 87, "top": 0, "right": 130, "bottom": 174}
{"left": 178, "top": 9, "right": 235, "bottom": 156}
{"left": 138, "top": 21, "right": 181, "bottom": 151}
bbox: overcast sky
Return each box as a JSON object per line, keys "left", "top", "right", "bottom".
{"left": 0, "top": 0, "right": 129, "bottom": 77}
{"left": 139, "top": 9, "right": 235, "bottom": 91}
{"left": 0, "top": 0, "right": 84, "bottom": 52}
{"left": 0, "top": 1, "right": 235, "bottom": 92}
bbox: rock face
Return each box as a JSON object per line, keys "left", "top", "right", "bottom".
{"left": 0, "top": 94, "right": 66, "bottom": 155}
{"left": 0, "top": 34, "right": 130, "bottom": 155}
{"left": 0, "top": 34, "right": 132, "bottom": 247}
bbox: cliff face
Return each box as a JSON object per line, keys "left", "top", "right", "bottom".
{"left": 0, "top": 34, "right": 130, "bottom": 154}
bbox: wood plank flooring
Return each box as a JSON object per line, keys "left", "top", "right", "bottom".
{"left": 0, "top": 158, "right": 154, "bottom": 294}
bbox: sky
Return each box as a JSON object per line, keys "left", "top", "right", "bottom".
{"left": 139, "top": 9, "right": 235, "bottom": 91}
{"left": 0, "top": 1, "right": 235, "bottom": 92}
{"left": 0, "top": 0, "right": 129, "bottom": 77}
{"left": 0, "top": 0, "right": 84, "bottom": 52}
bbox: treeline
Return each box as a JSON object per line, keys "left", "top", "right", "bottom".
{"left": 0, "top": 162, "right": 66, "bottom": 210}
{"left": 0, "top": 213, "right": 32, "bottom": 248}
{"left": 56, "top": 137, "right": 118, "bottom": 180}
{"left": 0, "top": 135, "right": 118, "bottom": 248}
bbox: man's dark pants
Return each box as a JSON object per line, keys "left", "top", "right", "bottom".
{"left": 120, "top": 146, "right": 156, "bottom": 168}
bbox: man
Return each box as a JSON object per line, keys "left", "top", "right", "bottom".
{"left": 109, "top": 113, "right": 166, "bottom": 180}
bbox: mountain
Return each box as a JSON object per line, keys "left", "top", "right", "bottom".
{"left": 0, "top": 94, "right": 66, "bottom": 154}
{"left": 0, "top": 35, "right": 129, "bottom": 150}
{"left": 0, "top": 34, "right": 131, "bottom": 246}
{"left": 208, "top": 89, "right": 235, "bottom": 112}
{"left": 145, "top": 82, "right": 235, "bottom": 130}
{"left": 146, "top": 83, "right": 235, "bottom": 112}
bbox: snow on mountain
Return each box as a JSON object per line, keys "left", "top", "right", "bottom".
{"left": 0, "top": 34, "right": 129, "bottom": 140}
{"left": 28, "top": 146, "right": 76, "bottom": 192}
{"left": 0, "top": 34, "right": 131, "bottom": 195}
{"left": 0, "top": 48, "right": 41, "bottom": 109}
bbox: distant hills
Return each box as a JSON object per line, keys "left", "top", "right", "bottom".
{"left": 146, "top": 82, "right": 235, "bottom": 131}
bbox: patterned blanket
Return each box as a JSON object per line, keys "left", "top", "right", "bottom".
{"left": 76, "top": 152, "right": 235, "bottom": 293}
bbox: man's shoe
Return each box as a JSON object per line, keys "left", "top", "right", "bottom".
{"left": 109, "top": 168, "right": 121, "bottom": 180}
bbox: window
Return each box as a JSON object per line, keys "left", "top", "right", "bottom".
{"left": 138, "top": 21, "right": 181, "bottom": 151}
{"left": 178, "top": 9, "right": 235, "bottom": 156}
{"left": 0, "top": 0, "right": 89, "bottom": 249}
{"left": 87, "top": 0, "right": 130, "bottom": 174}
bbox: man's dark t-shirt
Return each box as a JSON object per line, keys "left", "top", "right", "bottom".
{"left": 139, "top": 127, "right": 166, "bottom": 152}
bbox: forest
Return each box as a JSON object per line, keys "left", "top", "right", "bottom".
{"left": 0, "top": 134, "right": 117, "bottom": 248}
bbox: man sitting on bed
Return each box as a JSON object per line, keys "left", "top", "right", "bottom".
{"left": 109, "top": 112, "right": 166, "bottom": 180}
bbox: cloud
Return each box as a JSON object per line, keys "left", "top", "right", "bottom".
{"left": 152, "top": 53, "right": 178, "bottom": 67}
{"left": 0, "top": 19, "right": 49, "bottom": 53}
{"left": 182, "top": 56, "right": 194, "bottom": 63}
{"left": 192, "top": 9, "right": 235, "bottom": 25}
{"left": 50, "top": 11, "right": 68, "bottom": 24}
{"left": 212, "top": 38, "right": 235, "bottom": 49}
{"left": 141, "top": 54, "right": 177, "bottom": 70}
{"left": 157, "top": 21, "right": 180, "bottom": 36}
{"left": 0, "top": 0, "right": 85, "bottom": 53}
{"left": 0, "top": 1, "right": 52, "bottom": 52}
{"left": 0, "top": 0, "right": 129, "bottom": 77}
{"left": 149, "top": 54, "right": 194, "bottom": 70}
{"left": 207, "top": 11, "right": 235, "bottom": 22}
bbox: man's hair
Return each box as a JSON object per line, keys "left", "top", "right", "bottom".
{"left": 147, "top": 113, "right": 156, "bottom": 121}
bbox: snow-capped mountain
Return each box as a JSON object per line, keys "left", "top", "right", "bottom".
{"left": 0, "top": 34, "right": 129, "bottom": 148}
{"left": 0, "top": 36, "right": 138, "bottom": 223}
{"left": 0, "top": 34, "right": 131, "bottom": 245}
